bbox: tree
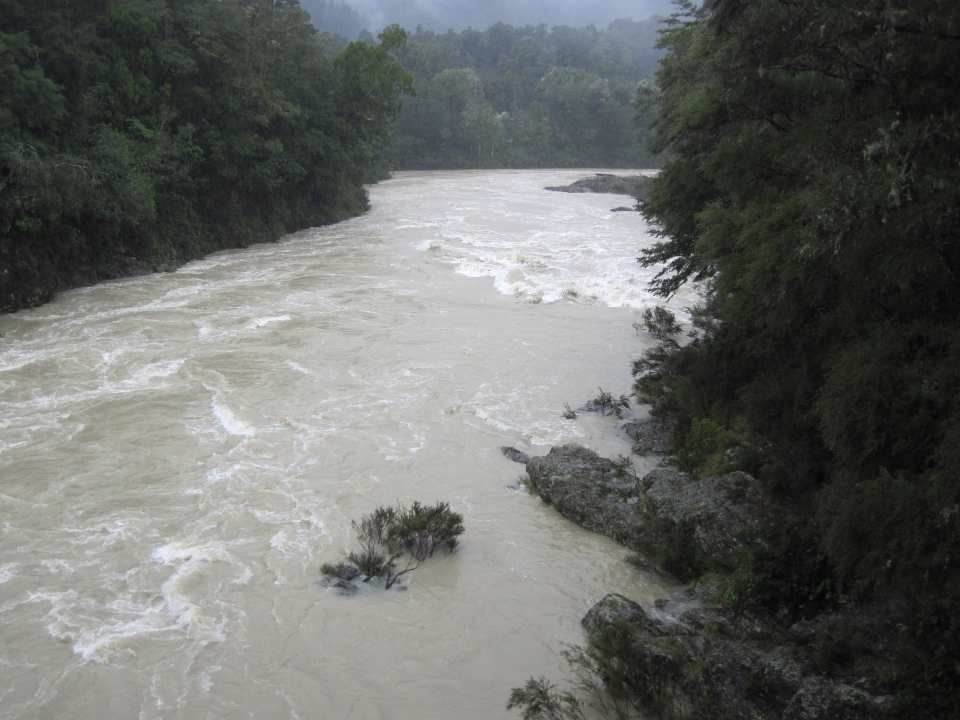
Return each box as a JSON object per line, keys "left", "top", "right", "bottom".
{"left": 634, "top": 0, "right": 960, "bottom": 712}
{"left": 0, "top": 0, "right": 414, "bottom": 312}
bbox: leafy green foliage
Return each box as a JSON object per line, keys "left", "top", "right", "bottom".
{"left": 638, "top": 305, "right": 680, "bottom": 343}
{"left": 632, "top": 0, "right": 960, "bottom": 709}
{"left": 389, "top": 19, "right": 665, "bottom": 169}
{"left": 0, "top": 0, "right": 412, "bottom": 312}
{"left": 320, "top": 560, "right": 359, "bottom": 579}
{"left": 346, "top": 549, "right": 393, "bottom": 578}
{"left": 671, "top": 417, "right": 726, "bottom": 474}
{"left": 563, "top": 621, "right": 679, "bottom": 720}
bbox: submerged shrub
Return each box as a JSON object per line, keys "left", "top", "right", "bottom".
{"left": 323, "top": 501, "right": 464, "bottom": 590}
{"left": 639, "top": 305, "right": 681, "bottom": 344}
{"left": 590, "top": 388, "right": 631, "bottom": 418}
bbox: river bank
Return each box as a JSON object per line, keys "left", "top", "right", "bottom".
{"left": 502, "top": 424, "right": 898, "bottom": 719}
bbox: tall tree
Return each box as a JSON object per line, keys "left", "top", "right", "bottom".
{"left": 636, "top": 0, "right": 960, "bottom": 713}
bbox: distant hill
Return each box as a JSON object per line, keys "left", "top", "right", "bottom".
{"left": 301, "top": 0, "right": 674, "bottom": 38}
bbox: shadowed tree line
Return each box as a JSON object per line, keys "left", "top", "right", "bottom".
{"left": 628, "top": 0, "right": 960, "bottom": 715}
{"left": 511, "top": 0, "right": 960, "bottom": 716}
{"left": 0, "top": 0, "right": 412, "bottom": 312}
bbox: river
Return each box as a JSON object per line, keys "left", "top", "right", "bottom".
{"left": 0, "top": 170, "right": 690, "bottom": 719}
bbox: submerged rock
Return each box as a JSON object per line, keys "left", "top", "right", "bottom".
{"left": 320, "top": 562, "right": 363, "bottom": 591}
{"left": 545, "top": 173, "right": 651, "bottom": 200}
{"left": 500, "top": 446, "right": 531, "bottom": 464}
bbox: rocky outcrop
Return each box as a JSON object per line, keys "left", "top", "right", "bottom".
{"left": 545, "top": 173, "right": 651, "bottom": 200}
{"left": 502, "top": 443, "right": 763, "bottom": 565}
{"left": 512, "top": 444, "right": 640, "bottom": 546}
{"left": 582, "top": 592, "right": 893, "bottom": 720}
{"left": 637, "top": 468, "right": 765, "bottom": 561}
{"left": 504, "top": 441, "right": 896, "bottom": 718}
{"left": 623, "top": 417, "right": 674, "bottom": 455}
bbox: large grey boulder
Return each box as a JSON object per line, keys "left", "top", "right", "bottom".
{"left": 515, "top": 444, "right": 641, "bottom": 547}
{"left": 638, "top": 468, "right": 764, "bottom": 560}
{"left": 545, "top": 173, "right": 651, "bottom": 200}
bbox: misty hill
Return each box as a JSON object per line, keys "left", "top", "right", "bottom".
{"left": 301, "top": 0, "right": 673, "bottom": 38}
{"left": 387, "top": 19, "right": 665, "bottom": 169}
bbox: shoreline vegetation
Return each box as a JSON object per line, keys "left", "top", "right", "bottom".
{"left": 385, "top": 19, "right": 666, "bottom": 170}
{"left": 0, "top": 0, "right": 412, "bottom": 314}
{"left": 505, "top": 0, "right": 960, "bottom": 716}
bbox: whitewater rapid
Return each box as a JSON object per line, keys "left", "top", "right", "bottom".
{"left": 0, "top": 170, "right": 689, "bottom": 719}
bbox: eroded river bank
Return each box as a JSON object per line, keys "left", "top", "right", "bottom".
{"left": 0, "top": 170, "right": 692, "bottom": 719}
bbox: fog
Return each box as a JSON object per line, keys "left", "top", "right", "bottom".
{"left": 301, "top": 0, "right": 675, "bottom": 38}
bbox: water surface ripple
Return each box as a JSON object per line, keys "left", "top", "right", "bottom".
{"left": 0, "top": 170, "right": 688, "bottom": 720}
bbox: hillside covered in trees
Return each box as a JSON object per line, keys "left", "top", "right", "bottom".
{"left": 310, "top": 0, "right": 675, "bottom": 37}
{"left": 0, "top": 0, "right": 411, "bottom": 313}
{"left": 627, "top": 0, "right": 959, "bottom": 715}
{"left": 387, "top": 19, "right": 666, "bottom": 169}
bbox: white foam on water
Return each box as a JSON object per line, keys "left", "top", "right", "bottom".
{"left": 246, "top": 315, "right": 290, "bottom": 329}
{"left": 0, "top": 169, "right": 683, "bottom": 720}
{"left": 286, "top": 360, "right": 310, "bottom": 374}
{"left": 0, "top": 563, "right": 17, "bottom": 583}
{"left": 127, "top": 358, "right": 184, "bottom": 385}
{"left": 210, "top": 397, "right": 256, "bottom": 438}
{"left": 151, "top": 541, "right": 251, "bottom": 644}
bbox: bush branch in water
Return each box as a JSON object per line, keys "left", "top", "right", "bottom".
{"left": 323, "top": 501, "right": 464, "bottom": 590}
{"left": 588, "top": 388, "right": 631, "bottom": 418}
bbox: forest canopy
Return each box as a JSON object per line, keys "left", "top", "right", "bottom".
{"left": 0, "top": 0, "right": 411, "bottom": 312}
{"left": 387, "top": 19, "right": 666, "bottom": 169}
{"left": 637, "top": 0, "right": 960, "bottom": 712}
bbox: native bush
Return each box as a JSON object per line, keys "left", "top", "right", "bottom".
{"left": 639, "top": 305, "right": 681, "bottom": 345}
{"left": 506, "top": 677, "right": 584, "bottom": 720}
{"left": 324, "top": 501, "right": 464, "bottom": 590}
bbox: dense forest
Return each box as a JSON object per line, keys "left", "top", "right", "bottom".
{"left": 630, "top": 0, "right": 959, "bottom": 715}
{"left": 0, "top": 0, "right": 411, "bottom": 313}
{"left": 387, "top": 19, "right": 665, "bottom": 168}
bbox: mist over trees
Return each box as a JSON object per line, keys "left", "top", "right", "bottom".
{"left": 388, "top": 19, "right": 666, "bottom": 169}
{"left": 299, "top": 0, "right": 369, "bottom": 40}
{"left": 301, "top": 0, "right": 674, "bottom": 37}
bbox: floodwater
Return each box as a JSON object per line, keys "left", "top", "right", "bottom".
{"left": 0, "top": 170, "right": 691, "bottom": 719}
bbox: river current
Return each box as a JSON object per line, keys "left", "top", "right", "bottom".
{"left": 0, "top": 170, "right": 691, "bottom": 719}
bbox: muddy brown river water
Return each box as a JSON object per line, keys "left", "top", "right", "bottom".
{"left": 0, "top": 170, "right": 693, "bottom": 719}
